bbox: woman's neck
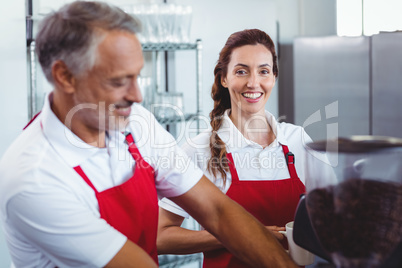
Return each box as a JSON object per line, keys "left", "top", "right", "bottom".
{"left": 229, "top": 109, "right": 275, "bottom": 148}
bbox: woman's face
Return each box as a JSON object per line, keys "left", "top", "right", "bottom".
{"left": 222, "top": 44, "right": 276, "bottom": 118}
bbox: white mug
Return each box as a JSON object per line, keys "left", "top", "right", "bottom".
{"left": 279, "top": 221, "right": 315, "bottom": 266}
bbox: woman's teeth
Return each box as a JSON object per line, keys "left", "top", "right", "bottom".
{"left": 242, "top": 93, "right": 262, "bottom": 99}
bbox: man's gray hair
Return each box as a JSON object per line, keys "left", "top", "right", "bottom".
{"left": 35, "top": 1, "right": 142, "bottom": 84}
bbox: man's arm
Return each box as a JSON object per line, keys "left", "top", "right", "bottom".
{"left": 170, "top": 176, "right": 298, "bottom": 268}
{"left": 105, "top": 240, "right": 157, "bottom": 268}
{"left": 157, "top": 207, "right": 286, "bottom": 255}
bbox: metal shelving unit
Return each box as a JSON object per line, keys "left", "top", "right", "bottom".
{"left": 145, "top": 41, "right": 203, "bottom": 268}
{"left": 159, "top": 254, "right": 203, "bottom": 268}
{"left": 155, "top": 113, "right": 199, "bottom": 125}
{"left": 142, "top": 42, "right": 198, "bottom": 51}
{"left": 141, "top": 40, "right": 203, "bottom": 132}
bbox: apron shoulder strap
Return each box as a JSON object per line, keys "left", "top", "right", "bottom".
{"left": 226, "top": 153, "right": 240, "bottom": 183}
{"left": 23, "top": 111, "right": 41, "bottom": 130}
{"left": 281, "top": 144, "right": 298, "bottom": 179}
{"left": 74, "top": 166, "right": 99, "bottom": 193}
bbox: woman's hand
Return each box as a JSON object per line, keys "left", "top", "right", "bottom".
{"left": 266, "top": 226, "right": 286, "bottom": 240}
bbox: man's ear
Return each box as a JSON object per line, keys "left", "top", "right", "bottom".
{"left": 51, "top": 60, "right": 76, "bottom": 93}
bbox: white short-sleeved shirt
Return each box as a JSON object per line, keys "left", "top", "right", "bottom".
{"left": 0, "top": 93, "right": 203, "bottom": 268}
{"left": 159, "top": 110, "right": 336, "bottom": 219}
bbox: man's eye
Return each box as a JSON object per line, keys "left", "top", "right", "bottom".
{"left": 110, "top": 79, "right": 127, "bottom": 87}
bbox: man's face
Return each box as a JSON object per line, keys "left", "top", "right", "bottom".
{"left": 70, "top": 30, "right": 144, "bottom": 135}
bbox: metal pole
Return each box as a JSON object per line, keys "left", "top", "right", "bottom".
{"left": 27, "top": 41, "right": 37, "bottom": 120}
{"left": 195, "top": 39, "right": 202, "bottom": 134}
{"left": 361, "top": 0, "right": 365, "bottom": 36}
{"left": 151, "top": 50, "right": 157, "bottom": 112}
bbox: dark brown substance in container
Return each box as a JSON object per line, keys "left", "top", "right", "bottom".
{"left": 306, "top": 178, "right": 402, "bottom": 268}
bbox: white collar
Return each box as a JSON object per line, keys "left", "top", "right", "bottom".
{"left": 40, "top": 92, "right": 125, "bottom": 167}
{"left": 216, "top": 109, "right": 289, "bottom": 153}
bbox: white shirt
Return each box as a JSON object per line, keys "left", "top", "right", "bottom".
{"left": 0, "top": 93, "right": 203, "bottom": 268}
{"left": 159, "top": 110, "right": 336, "bottom": 219}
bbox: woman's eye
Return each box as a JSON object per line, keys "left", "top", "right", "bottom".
{"left": 236, "top": 70, "right": 246, "bottom": 75}
{"left": 261, "top": 69, "right": 270, "bottom": 75}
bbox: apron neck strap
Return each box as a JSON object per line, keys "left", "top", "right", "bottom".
{"left": 125, "top": 132, "right": 141, "bottom": 162}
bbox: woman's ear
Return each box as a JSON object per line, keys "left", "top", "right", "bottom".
{"left": 51, "top": 60, "right": 76, "bottom": 93}
{"left": 221, "top": 77, "right": 228, "bottom": 88}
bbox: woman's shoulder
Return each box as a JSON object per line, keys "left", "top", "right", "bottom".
{"left": 180, "top": 129, "right": 212, "bottom": 172}
{"left": 276, "top": 118, "right": 305, "bottom": 137}
{"left": 181, "top": 128, "right": 212, "bottom": 153}
{"left": 265, "top": 111, "right": 305, "bottom": 136}
{"left": 276, "top": 120, "right": 312, "bottom": 148}
{"left": 277, "top": 121, "right": 305, "bottom": 134}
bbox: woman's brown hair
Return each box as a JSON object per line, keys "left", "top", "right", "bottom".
{"left": 207, "top": 29, "right": 278, "bottom": 184}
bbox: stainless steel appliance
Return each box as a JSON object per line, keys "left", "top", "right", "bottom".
{"left": 293, "top": 32, "right": 402, "bottom": 142}
{"left": 371, "top": 32, "right": 402, "bottom": 137}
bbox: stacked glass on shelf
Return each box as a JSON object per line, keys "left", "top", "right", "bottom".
{"left": 138, "top": 76, "right": 184, "bottom": 121}
{"left": 121, "top": 3, "right": 192, "bottom": 44}
{"left": 125, "top": 3, "right": 194, "bottom": 124}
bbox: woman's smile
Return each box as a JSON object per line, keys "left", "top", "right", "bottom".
{"left": 242, "top": 92, "right": 263, "bottom": 102}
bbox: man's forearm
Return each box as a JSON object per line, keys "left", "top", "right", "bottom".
{"left": 207, "top": 199, "right": 297, "bottom": 268}
{"left": 171, "top": 177, "right": 297, "bottom": 268}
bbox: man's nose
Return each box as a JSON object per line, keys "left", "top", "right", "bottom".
{"left": 126, "top": 79, "right": 143, "bottom": 103}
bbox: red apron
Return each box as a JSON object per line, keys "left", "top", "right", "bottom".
{"left": 203, "top": 144, "right": 305, "bottom": 268}
{"left": 74, "top": 133, "right": 159, "bottom": 264}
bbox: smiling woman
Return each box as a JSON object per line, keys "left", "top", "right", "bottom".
{"left": 222, "top": 43, "right": 276, "bottom": 130}
{"left": 157, "top": 29, "right": 335, "bottom": 268}
{"left": 208, "top": 29, "right": 278, "bottom": 182}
